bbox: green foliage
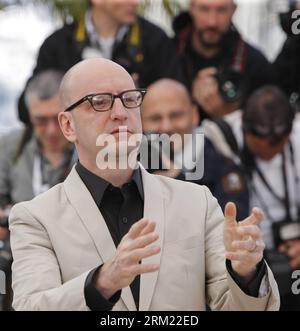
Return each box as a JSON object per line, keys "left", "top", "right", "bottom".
{"left": 34, "top": 0, "right": 89, "bottom": 21}
{"left": 0, "top": 0, "right": 185, "bottom": 20}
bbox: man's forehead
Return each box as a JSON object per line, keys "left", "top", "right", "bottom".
{"left": 69, "top": 73, "right": 135, "bottom": 96}
{"left": 146, "top": 85, "right": 190, "bottom": 106}
{"left": 62, "top": 59, "right": 135, "bottom": 95}
{"left": 143, "top": 96, "right": 190, "bottom": 116}
{"left": 29, "top": 95, "right": 60, "bottom": 115}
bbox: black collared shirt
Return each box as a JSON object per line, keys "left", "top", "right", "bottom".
{"left": 76, "top": 162, "right": 144, "bottom": 311}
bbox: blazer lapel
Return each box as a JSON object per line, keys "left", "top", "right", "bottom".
{"left": 138, "top": 165, "right": 165, "bottom": 311}
{"left": 63, "top": 167, "right": 136, "bottom": 311}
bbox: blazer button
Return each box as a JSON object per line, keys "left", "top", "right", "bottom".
{"left": 122, "top": 217, "right": 128, "bottom": 224}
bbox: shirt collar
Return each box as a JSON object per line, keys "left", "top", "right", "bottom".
{"left": 76, "top": 162, "right": 144, "bottom": 206}
{"left": 85, "top": 10, "right": 129, "bottom": 49}
{"left": 33, "top": 136, "right": 75, "bottom": 167}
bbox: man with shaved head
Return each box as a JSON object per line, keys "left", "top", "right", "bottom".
{"left": 141, "top": 79, "right": 249, "bottom": 220}
{"left": 173, "top": 0, "right": 274, "bottom": 119}
{"left": 9, "top": 59, "right": 279, "bottom": 311}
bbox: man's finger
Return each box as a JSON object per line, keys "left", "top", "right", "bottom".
{"left": 237, "top": 225, "right": 261, "bottom": 239}
{"left": 140, "top": 221, "right": 156, "bottom": 236}
{"left": 127, "top": 232, "right": 159, "bottom": 251}
{"left": 130, "top": 263, "right": 160, "bottom": 276}
{"left": 225, "top": 202, "right": 237, "bottom": 227}
{"left": 239, "top": 208, "right": 264, "bottom": 226}
{"left": 129, "top": 245, "right": 161, "bottom": 263}
{"left": 232, "top": 239, "right": 265, "bottom": 252}
{"left": 126, "top": 218, "right": 149, "bottom": 239}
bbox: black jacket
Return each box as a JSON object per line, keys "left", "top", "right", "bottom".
{"left": 185, "top": 138, "right": 249, "bottom": 220}
{"left": 173, "top": 12, "right": 275, "bottom": 97}
{"left": 273, "top": 36, "right": 300, "bottom": 97}
{"left": 19, "top": 16, "right": 184, "bottom": 123}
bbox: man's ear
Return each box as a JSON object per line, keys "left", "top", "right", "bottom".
{"left": 58, "top": 112, "right": 77, "bottom": 143}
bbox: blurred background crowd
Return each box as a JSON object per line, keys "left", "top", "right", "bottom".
{"left": 1, "top": 0, "right": 300, "bottom": 311}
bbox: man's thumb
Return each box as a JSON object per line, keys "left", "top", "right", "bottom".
{"left": 225, "top": 202, "right": 237, "bottom": 226}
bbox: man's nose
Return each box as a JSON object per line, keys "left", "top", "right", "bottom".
{"left": 207, "top": 11, "right": 218, "bottom": 27}
{"left": 46, "top": 119, "right": 60, "bottom": 135}
{"left": 110, "top": 98, "right": 128, "bottom": 122}
{"left": 159, "top": 118, "right": 173, "bottom": 134}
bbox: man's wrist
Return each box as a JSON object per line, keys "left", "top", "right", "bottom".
{"left": 95, "top": 265, "right": 118, "bottom": 300}
{"left": 231, "top": 261, "right": 260, "bottom": 280}
{"left": 84, "top": 266, "right": 121, "bottom": 311}
{"left": 226, "top": 259, "right": 267, "bottom": 297}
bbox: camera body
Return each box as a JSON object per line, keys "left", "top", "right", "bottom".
{"left": 215, "top": 68, "right": 247, "bottom": 103}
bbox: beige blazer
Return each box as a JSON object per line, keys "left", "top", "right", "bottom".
{"left": 9, "top": 165, "right": 280, "bottom": 311}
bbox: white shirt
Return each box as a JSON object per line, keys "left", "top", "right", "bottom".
{"left": 84, "top": 11, "right": 129, "bottom": 60}
{"left": 225, "top": 112, "right": 300, "bottom": 249}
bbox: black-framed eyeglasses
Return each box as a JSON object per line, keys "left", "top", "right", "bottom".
{"left": 64, "top": 89, "right": 147, "bottom": 112}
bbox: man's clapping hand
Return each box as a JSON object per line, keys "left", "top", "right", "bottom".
{"left": 95, "top": 218, "right": 160, "bottom": 300}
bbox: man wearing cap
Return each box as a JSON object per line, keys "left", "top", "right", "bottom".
{"left": 207, "top": 85, "right": 300, "bottom": 310}
{"left": 9, "top": 59, "right": 279, "bottom": 311}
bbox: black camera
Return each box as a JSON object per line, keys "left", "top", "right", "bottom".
{"left": 138, "top": 132, "right": 175, "bottom": 174}
{"left": 215, "top": 69, "right": 247, "bottom": 102}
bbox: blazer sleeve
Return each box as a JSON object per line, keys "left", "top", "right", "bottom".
{"left": 203, "top": 186, "right": 280, "bottom": 311}
{"left": 9, "top": 203, "right": 91, "bottom": 311}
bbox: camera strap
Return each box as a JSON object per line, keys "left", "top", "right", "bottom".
{"left": 251, "top": 142, "right": 300, "bottom": 222}
{"left": 231, "top": 37, "right": 247, "bottom": 73}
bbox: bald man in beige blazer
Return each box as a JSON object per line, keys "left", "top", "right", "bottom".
{"left": 9, "top": 59, "right": 280, "bottom": 311}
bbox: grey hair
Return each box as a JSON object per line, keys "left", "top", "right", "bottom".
{"left": 25, "top": 70, "right": 64, "bottom": 108}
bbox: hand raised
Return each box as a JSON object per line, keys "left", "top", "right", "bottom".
{"left": 223, "top": 202, "right": 265, "bottom": 278}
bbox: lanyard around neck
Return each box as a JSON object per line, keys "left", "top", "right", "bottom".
{"left": 251, "top": 142, "right": 300, "bottom": 222}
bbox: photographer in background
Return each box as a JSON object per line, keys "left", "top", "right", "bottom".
{"left": 204, "top": 86, "right": 300, "bottom": 310}
{"left": 18, "top": 0, "right": 184, "bottom": 124}
{"left": 241, "top": 87, "right": 300, "bottom": 310}
{"left": 273, "top": 0, "right": 300, "bottom": 112}
{"left": 0, "top": 70, "right": 76, "bottom": 310}
{"left": 141, "top": 79, "right": 249, "bottom": 220}
{"left": 173, "top": 0, "right": 274, "bottom": 120}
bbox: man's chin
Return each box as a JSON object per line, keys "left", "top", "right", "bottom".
{"left": 199, "top": 33, "right": 223, "bottom": 49}
{"left": 45, "top": 140, "right": 66, "bottom": 151}
{"left": 120, "top": 14, "right": 137, "bottom": 25}
{"left": 202, "top": 39, "right": 222, "bottom": 49}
